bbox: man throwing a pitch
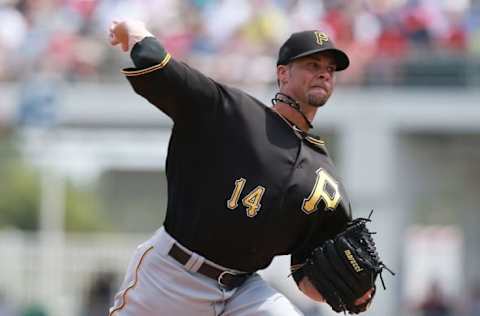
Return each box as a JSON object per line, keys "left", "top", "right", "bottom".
{"left": 108, "top": 19, "right": 389, "bottom": 316}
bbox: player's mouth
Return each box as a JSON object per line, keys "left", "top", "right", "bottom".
{"left": 309, "top": 85, "right": 329, "bottom": 95}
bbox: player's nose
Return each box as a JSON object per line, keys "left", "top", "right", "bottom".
{"left": 317, "top": 69, "right": 332, "bottom": 81}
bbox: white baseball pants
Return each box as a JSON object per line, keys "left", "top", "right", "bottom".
{"left": 109, "top": 227, "right": 303, "bottom": 316}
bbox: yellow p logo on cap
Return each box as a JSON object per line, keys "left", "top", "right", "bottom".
{"left": 315, "top": 32, "right": 329, "bottom": 45}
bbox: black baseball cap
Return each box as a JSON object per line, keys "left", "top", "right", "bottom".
{"left": 277, "top": 30, "right": 350, "bottom": 71}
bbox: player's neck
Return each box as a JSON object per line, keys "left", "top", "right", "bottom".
{"left": 273, "top": 102, "right": 316, "bottom": 132}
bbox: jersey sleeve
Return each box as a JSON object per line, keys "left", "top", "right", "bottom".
{"left": 122, "top": 37, "right": 221, "bottom": 124}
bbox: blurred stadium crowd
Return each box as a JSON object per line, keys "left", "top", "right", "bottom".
{"left": 0, "top": 0, "right": 478, "bottom": 86}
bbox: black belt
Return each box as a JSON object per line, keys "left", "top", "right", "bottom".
{"left": 168, "top": 243, "right": 250, "bottom": 290}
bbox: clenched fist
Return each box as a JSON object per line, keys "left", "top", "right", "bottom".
{"left": 109, "top": 20, "right": 153, "bottom": 52}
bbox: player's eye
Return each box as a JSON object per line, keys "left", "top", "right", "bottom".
{"left": 306, "top": 62, "right": 318, "bottom": 70}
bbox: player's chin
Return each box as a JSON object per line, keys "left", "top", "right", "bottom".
{"left": 307, "top": 94, "right": 329, "bottom": 108}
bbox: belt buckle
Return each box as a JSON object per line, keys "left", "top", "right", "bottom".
{"left": 217, "top": 270, "right": 239, "bottom": 289}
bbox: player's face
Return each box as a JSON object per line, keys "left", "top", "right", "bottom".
{"left": 282, "top": 52, "right": 336, "bottom": 108}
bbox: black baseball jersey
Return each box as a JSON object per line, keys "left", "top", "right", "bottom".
{"left": 123, "top": 37, "right": 352, "bottom": 273}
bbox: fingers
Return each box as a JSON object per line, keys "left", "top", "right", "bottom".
{"left": 109, "top": 21, "right": 119, "bottom": 45}
{"left": 109, "top": 32, "right": 119, "bottom": 46}
{"left": 121, "top": 40, "right": 129, "bottom": 52}
{"left": 108, "top": 19, "right": 153, "bottom": 52}
{"left": 354, "top": 288, "right": 374, "bottom": 306}
{"left": 108, "top": 20, "right": 128, "bottom": 51}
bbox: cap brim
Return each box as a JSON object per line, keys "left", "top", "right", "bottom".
{"left": 290, "top": 48, "right": 350, "bottom": 71}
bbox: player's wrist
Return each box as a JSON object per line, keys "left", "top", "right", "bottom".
{"left": 128, "top": 32, "right": 154, "bottom": 53}
{"left": 110, "top": 19, "right": 154, "bottom": 53}
{"left": 299, "top": 277, "right": 326, "bottom": 302}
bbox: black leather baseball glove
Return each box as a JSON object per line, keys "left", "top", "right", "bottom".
{"left": 302, "top": 212, "right": 394, "bottom": 314}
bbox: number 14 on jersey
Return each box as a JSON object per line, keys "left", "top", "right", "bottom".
{"left": 226, "top": 169, "right": 341, "bottom": 218}
{"left": 227, "top": 178, "right": 265, "bottom": 217}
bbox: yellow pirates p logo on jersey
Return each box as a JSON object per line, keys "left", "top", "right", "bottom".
{"left": 314, "top": 32, "right": 329, "bottom": 46}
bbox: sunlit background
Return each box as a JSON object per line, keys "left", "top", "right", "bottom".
{"left": 1, "top": 0, "right": 480, "bottom": 315}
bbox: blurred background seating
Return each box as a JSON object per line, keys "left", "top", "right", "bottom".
{"left": 0, "top": 0, "right": 478, "bottom": 86}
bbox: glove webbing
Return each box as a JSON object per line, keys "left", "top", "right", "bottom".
{"left": 352, "top": 210, "right": 395, "bottom": 290}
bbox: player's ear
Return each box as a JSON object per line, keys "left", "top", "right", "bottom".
{"left": 277, "top": 65, "right": 289, "bottom": 87}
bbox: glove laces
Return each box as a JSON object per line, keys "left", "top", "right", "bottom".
{"left": 352, "top": 210, "right": 396, "bottom": 290}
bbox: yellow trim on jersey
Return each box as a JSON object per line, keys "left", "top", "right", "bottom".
{"left": 122, "top": 53, "right": 172, "bottom": 77}
{"left": 109, "top": 246, "right": 155, "bottom": 315}
{"left": 305, "top": 136, "right": 325, "bottom": 145}
{"left": 292, "top": 126, "right": 325, "bottom": 145}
